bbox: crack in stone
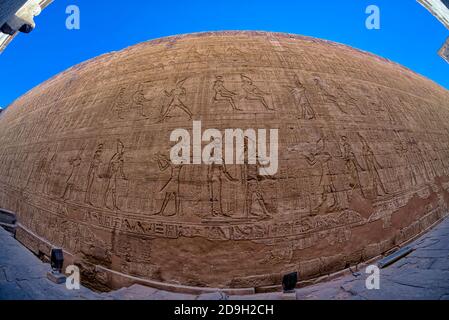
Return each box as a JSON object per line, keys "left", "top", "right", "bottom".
{"left": 339, "top": 284, "right": 359, "bottom": 298}
{"left": 387, "top": 279, "right": 428, "bottom": 289}
{"left": 427, "top": 258, "right": 438, "bottom": 270}
{"left": 416, "top": 239, "right": 441, "bottom": 249}
{"left": 0, "top": 267, "right": 10, "bottom": 282}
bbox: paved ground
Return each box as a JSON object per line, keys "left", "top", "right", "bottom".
{"left": 295, "top": 218, "right": 449, "bottom": 300}
{"left": 1, "top": 218, "right": 449, "bottom": 300}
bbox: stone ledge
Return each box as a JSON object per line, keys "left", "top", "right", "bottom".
{"left": 14, "top": 223, "right": 256, "bottom": 295}
{"left": 0, "top": 208, "right": 16, "bottom": 225}
{"left": 12, "top": 209, "right": 448, "bottom": 296}
{"left": 0, "top": 222, "right": 16, "bottom": 234}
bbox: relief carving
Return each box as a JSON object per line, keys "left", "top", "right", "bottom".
{"left": 152, "top": 152, "right": 183, "bottom": 217}
{"left": 102, "top": 140, "right": 128, "bottom": 211}
{"left": 1, "top": 32, "right": 449, "bottom": 290}
{"left": 240, "top": 74, "right": 275, "bottom": 111}
{"left": 213, "top": 76, "right": 241, "bottom": 111}
{"left": 157, "top": 78, "right": 193, "bottom": 122}
{"left": 287, "top": 74, "right": 316, "bottom": 119}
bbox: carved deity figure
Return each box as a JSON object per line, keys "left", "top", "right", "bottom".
{"left": 153, "top": 153, "right": 183, "bottom": 216}
{"left": 158, "top": 78, "right": 193, "bottom": 122}
{"left": 423, "top": 142, "right": 438, "bottom": 179}
{"left": 85, "top": 143, "right": 103, "bottom": 206}
{"left": 207, "top": 158, "right": 237, "bottom": 217}
{"left": 394, "top": 135, "right": 418, "bottom": 187}
{"left": 62, "top": 152, "right": 82, "bottom": 201}
{"left": 335, "top": 84, "right": 365, "bottom": 115}
{"left": 43, "top": 152, "right": 57, "bottom": 195}
{"left": 376, "top": 88, "right": 396, "bottom": 123}
{"left": 288, "top": 75, "right": 315, "bottom": 120}
{"left": 408, "top": 137, "right": 430, "bottom": 182}
{"left": 103, "top": 140, "right": 127, "bottom": 210}
{"left": 340, "top": 136, "right": 365, "bottom": 196}
{"left": 304, "top": 137, "right": 338, "bottom": 213}
{"left": 213, "top": 76, "right": 241, "bottom": 111}
{"left": 240, "top": 74, "right": 274, "bottom": 111}
{"left": 24, "top": 148, "right": 50, "bottom": 191}
{"left": 313, "top": 77, "right": 347, "bottom": 114}
{"left": 113, "top": 87, "right": 128, "bottom": 120}
{"left": 239, "top": 140, "right": 273, "bottom": 220}
{"left": 358, "top": 134, "right": 388, "bottom": 196}
{"left": 132, "top": 86, "right": 151, "bottom": 118}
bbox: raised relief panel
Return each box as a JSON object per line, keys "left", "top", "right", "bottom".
{"left": 1, "top": 32, "right": 449, "bottom": 291}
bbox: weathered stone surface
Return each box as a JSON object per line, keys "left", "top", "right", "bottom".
{"left": 1, "top": 31, "right": 449, "bottom": 291}
{"left": 1, "top": 217, "right": 449, "bottom": 299}
{"left": 196, "top": 291, "right": 229, "bottom": 300}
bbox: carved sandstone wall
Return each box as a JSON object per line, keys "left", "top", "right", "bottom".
{"left": 1, "top": 31, "right": 449, "bottom": 291}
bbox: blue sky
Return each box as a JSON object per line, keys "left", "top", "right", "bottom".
{"left": 1, "top": 0, "right": 448, "bottom": 108}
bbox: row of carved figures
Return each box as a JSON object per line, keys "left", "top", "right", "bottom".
{"left": 110, "top": 74, "right": 405, "bottom": 123}
{"left": 0, "top": 129, "right": 445, "bottom": 220}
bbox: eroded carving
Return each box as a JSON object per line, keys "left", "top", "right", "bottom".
{"left": 158, "top": 78, "right": 193, "bottom": 122}
{"left": 1, "top": 32, "right": 449, "bottom": 290}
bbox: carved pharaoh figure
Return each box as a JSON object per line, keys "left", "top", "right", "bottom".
{"left": 313, "top": 77, "right": 347, "bottom": 114}
{"left": 424, "top": 142, "right": 439, "bottom": 179}
{"left": 213, "top": 76, "right": 241, "bottom": 111}
{"left": 158, "top": 78, "right": 193, "bottom": 122}
{"left": 394, "top": 134, "right": 418, "bottom": 187}
{"left": 62, "top": 152, "right": 83, "bottom": 201}
{"left": 240, "top": 74, "right": 274, "bottom": 111}
{"left": 207, "top": 155, "right": 238, "bottom": 218}
{"left": 288, "top": 75, "right": 316, "bottom": 120}
{"left": 112, "top": 87, "right": 128, "bottom": 120}
{"left": 376, "top": 87, "right": 396, "bottom": 124}
{"left": 132, "top": 86, "right": 151, "bottom": 118}
{"left": 335, "top": 83, "right": 365, "bottom": 115}
{"left": 152, "top": 152, "right": 183, "bottom": 217}
{"left": 85, "top": 143, "right": 104, "bottom": 206}
{"left": 239, "top": 140, "right": 273, "bottom": 220}
{"left": 340, "top": 136, "right": 365, "bottom": 196}
{"left": 43, "top": 152, "right": 57, "bottom": 195}
{"left": 358, "top": 134, "right": 388, "bottom": 196}
{"left": 103, "top": 140, "right": 127, "bottom": 210}
{"left": 24, "top": 148, "right": 50, "bottom": 191}
{"left": 304, "top": 137, "right": 339, "bottom": 213}
{"left": 408, "top": 137, "right": 430, "bottom": 183}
